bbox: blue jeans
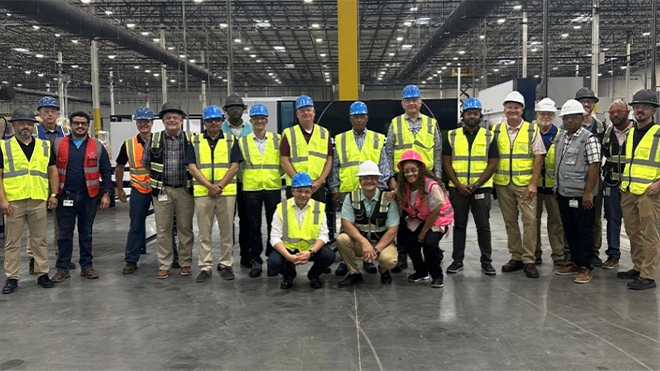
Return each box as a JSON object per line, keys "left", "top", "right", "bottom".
{"left": 267, "top": 245, "right": 335, "bottom": 279}
{"left": 56, "top": 191, "right": 100, "bottom": 271}
{"left": 124, "top": 189, "right": 178, "bottom": 263}
{"left": 603, "top": 185, "right": 622, "bottom": 259}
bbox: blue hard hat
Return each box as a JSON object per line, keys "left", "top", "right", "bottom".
{"left": 37, "top": 96, "right": 59, "bottom": 111}
{"left": 249, "top": 103, "right": 269, "bottom": 117}
{"left": 402, "top": 84, "right": 420, "bottom": 99}
{"left": 291, "top": 172, "right": 313, "bottom": 188}
{"left": 462, "top": 97, "right": 482, "bottom": 112}
{"left": 349, "top": 101, "right": 368, "bottom": 116}
{"left": 202, "top": 105, "right": 224, "bottom": 121}
{"left": 295, "top": 95, "right": 314, "bottom": 110}
{"left": 134, "top": 106, "right": 154, "bottom": 120}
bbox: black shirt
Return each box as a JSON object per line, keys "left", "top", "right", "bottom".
{"left": 184, "top": 130, "right": 243, "bottom": 165}
{"left": 116, "top": 135, "right": 147, "bottom": 166}
{"left": 632, "top": 122, "right": 657, "bottom": 151}
{"left": 442, "top": 126, "right": 499, "bottom": 158}
{"left": 0, "top": 138, "right": 57, "bottom": 169}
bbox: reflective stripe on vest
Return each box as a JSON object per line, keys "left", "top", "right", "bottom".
{"left": 192, "top": 133, "right": 237, "bottom": 197}
{"left": 126, "top": 136, "right": 151, "bottom": 194}
{"left": 621, "top": 124, "right": 660, "bottom": 195}
{"left": 392, "top": 114, "right": 436, "bottom": 172}
{"left": 350, "top": 190, "right": 389, "bottom": 241}
{"left": 148, "top": 131, "right": 194, "bottom": 194}
{"left": 284, "top": 124, "right": 328, "bottom": 185}
{"left": 336, "top": 130, "right": 384, "bottom": 193}
{"left": 602, "top": 125, "right": 627, "bottom": 184}
{"left": 448, "top": 127, "right": 492, "bottom": 188}
{"left": 239, "top": 133, "right": 282, "bottom": 191}
{"left": 538, "top": 128, "right": 561, "bottom": 189}
{"left": 2, "top": 137, "right": 50, "bottom": 201}
{"left": 279, "top": 198, "right": 325, "bottom": 252}
{"left": 403, "top": 177, "right": 454, "bottom": 227}
{"left": 493, "top": 121, "right": 536, "bottom": 186}
{"left": 54, "top": 136, "right": 102, "bottom": 198}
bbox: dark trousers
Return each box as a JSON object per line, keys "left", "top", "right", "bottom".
{"left": 267, "top": 245, "right": 335, "bottom": 279}
{"left": 236, "top": 183, "right": 251, "bottom": 264}
{"left": 603, "top": 185, "right": 622, "bottom": 259}
{"left": 558, "top": 194, "right": 595, "bottom": 269}
{"left": 448, "top": 188, "right": 492, "bottom": 263}
{"left": 56, "top": 191, "right": 100, "bottom": 271}
{"left": 398, "top": 222, "right": 445, "bottom": 279}
{"left": 124, "top": 189, "right": 178, "bottom": 263}
{"left": 244, "top": 190, "right": 280, "bottom": 264}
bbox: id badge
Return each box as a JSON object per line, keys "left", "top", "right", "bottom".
{"left": 63, "top": 199, "right": 74, "bottom": 207}
{"left": 603, "top": 187, "right": 611, "bottom": 197}
{"left": 475, "top": 193, "right": 485, "bottom": 200}
{"left": 569, "top": 199, "right": 579, "bottom": 208}
{"left": 158, "top": 193, "right": 168, "bottom": 202}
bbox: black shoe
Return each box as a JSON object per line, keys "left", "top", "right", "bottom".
{"left": 392, "top": 254, "right": 408, "bottom": 273}
{"left": 172, "top": 259, "right": 181, "bottom": 269}
{"left": 446, "top": 260, "right": 464, "bottom": 274}
{"left": 2, "top": 279, "right": 18, "bottom": 294}
{"left": 501, "top": 259, "right": 524, "bottom": 272}
{"left": 431, "top": 277, "right": 444, "bottom": 288}
{"left": 280, "top": 276, "right": 294, "bottom": 289}
{"left": 481, "top": 262, "right": 496, "bottom": 276}
{"left": 338, "top": 273, "right": 364, "bottom": 288}
{"left": 29, "top": 258, "right": 35, "bottom": 275}
{"left": 240, "top": 258, "right": 252, "bottom": 269}
{"left": 267, "top": 268, "right": 278, "bottom": 277}
{"left": 122, "top": 262, "right": 138, "bottom": 274}
{"left": 322, "top": 267, "right": 332, "bottom": 274}
{"left": 628, "top": 277, "right": 656, "bottom": 290}
{"left": 37, "top": 274, "right": 54, "bottom": 288}
{"left": 309, "top": 276, "right": 323, "bottom": 289}
{"left": 408, "top": 272, "right": 430, "bottom": 283}
{"left": 69, "top": 262, "right": 76, "bottom": 270}
{"left": 220, "top": 266, "right": 235, "bottom": 280}
{"left": 535, "top": 257, "right": 543, "bottom": 265}
{"left": 591, "top": 256, "right": 603, "bottom": 268}
{"left": 335, "top": 262, "right": 348, "bottom": 276}
{"left": 617, "top": 269, "right": 640, "bottom": 280}
{"left": 524, "top": 264, "right": 539, "bottom": 278}
{"left": 363, "top": 262, "right": 377, "bottom": 274}
{"left": 196, "top": 270, "right": 211, "bottom": 283}
{"left": 249, "top": 262, "right": 262, "bottom": 278}
{"left": 380, "top": 270, "right": 392, "bottom": 285}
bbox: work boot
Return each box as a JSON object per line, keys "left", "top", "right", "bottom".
{"left": 2, "top": 279, "right": 18, "bottom": 294}
{"left": 51, "top": 270, "right": 70, "bottom": 283}
{"left": 338, "top": 273, "right": 364, "bottom": 288}
{"left": 37, "top": 274, "right": 54, "bottom": 288}
{"left": 363, "top": 262, "right": 377, "bottom": 274}
{"left": 523, "top": 264, "right": 539, "bottom": 278}
{"left": 628, "top": 277, "right": 657, "bottom": 290}
{"left": 122, "top": 262, "right": 137, "bottom": 274}
{"left": 501, "top": 259, "right": 524, "bottom": 272}
{"left": 617, "top": 269, "right": 640, "bottom": 280}
{"left": 334, "top": 262, "right": 348, "bottom": 276}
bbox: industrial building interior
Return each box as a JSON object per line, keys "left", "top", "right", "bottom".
{"left": 1, "top": 0, "right": 660, "bottom": 370}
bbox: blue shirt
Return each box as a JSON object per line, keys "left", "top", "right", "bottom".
{"left": 340, "top": 189, "right": 400, "bottom": 227}
{"left": 221, "top": 120, "right": 253, "bottom": 138}
{"left": 540, "top": 125, "right": 558, "bottom": 150}
{"left": 63, "top": 137, "right": 113, "bottom": 194}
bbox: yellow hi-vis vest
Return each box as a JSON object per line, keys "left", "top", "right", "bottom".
{"left": 238, "top": 133, "right": 282, "bottom": 191}
{"left": 448, "top": 127, "right": 493, "bottom": 188}
{"left": 538, "top": 128, "right": 561, "bottom": 189}
{"left": 621, "top": 123, "right": 660, "bottom": 195}
{"left": 391, "top": 114, "right": 437, "bottom": 171}
{"left": 277, "top": 198, "right": 325, "bottom": 252}
{"left": 493, "top": 121, "right": 537, "bottom": 186}
{"left": 283, "top": 124, "right": 329, "bottom": 186}
{"left": 192, "top": 133, "right": 237, "bottom": 197}
{"left": 2, "top": 137, "right": 50, "bottom": 202}
{"left": 335, "top": 130, "right": 384, "bottom": 193}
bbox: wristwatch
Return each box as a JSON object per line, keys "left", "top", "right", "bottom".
{"left": 473, "top": 182, "right": 480, "bottom": 189}
{"left": 50, "top": 193, "right": 58, "bottom": 198}
{"left": 309, "top": 250, "right": 316, "bottom": 260}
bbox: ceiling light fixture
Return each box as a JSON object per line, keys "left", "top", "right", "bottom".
{"left": 220, "top": 23, "right": 228, "bottom": 28}
{"left": 108, "top": 55, "right": 116, "bottom": 59}
{"left": 33, "top": 25, "right": 40, "bottom": 30}
{"left": 311, "top": 23, "right": 320, "bottom": 28}
{"left": 126, "top": 23, "right": 136, "bottom": 28}
{"left": 497, "top": 18, "right": 506, "bottom": 24}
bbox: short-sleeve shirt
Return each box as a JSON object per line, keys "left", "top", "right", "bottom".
{"left": 115, "top": 135, "right": 147, "bottom": 166}
{"left": 340, "top": 189, "right": 400, "bottom": 227}
{"left": 0, "top": 138, "right": 56, "bottom": 169}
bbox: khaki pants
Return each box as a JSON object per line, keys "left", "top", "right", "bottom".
{"left": 535, "top": 193, "right": 566, "bottom": 262}
{"left": 195, "top": 195, "right": 236, "bottom": 271}
{"left": 4, "top": 199, "right": 49, "bottom": 279}
{"left": 496, "top": 183, "right": 537, "bottom": 264}
{"left": 593, "top": 179, "right": 603, "bottom": 254}
{"left": 336, "top": 232, "right": 397, "bottom": 274}
{"left": 621, "top": 191, "right": 660, "bottom": 280}
{"left": 153, "top": 187, "right": 195, "bottom": 271}
{"left": 26, "top": 210, "right": 58, "bottom": 258}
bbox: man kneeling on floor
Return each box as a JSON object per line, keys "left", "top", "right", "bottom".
{"left": 268, "top": 172, "right": 335, "bottom": 289}
{"left": 336, "top": 161, "right": 399, "bottom": 287}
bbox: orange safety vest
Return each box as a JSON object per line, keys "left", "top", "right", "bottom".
{"left": 125, "top": 136, "right": 151, "bottom": 194}
{"left": 54, "top": 136, "right": 102, "bottom": 197}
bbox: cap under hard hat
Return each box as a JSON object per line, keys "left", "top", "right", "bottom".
{"left": 356, "top": 160, "right": 382, "bottom": 177}
{"left": 535, "top": 98, "right": 557, "bottom": 113}
{"left": 503, "top": 91, "right": 525, "bottom": 108}
{"left": 559, "top": 99, "right": 587, "bottom": 117}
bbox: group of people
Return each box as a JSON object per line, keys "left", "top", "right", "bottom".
{"left": 2, "top": 84, "right": 659, "bottom": 294}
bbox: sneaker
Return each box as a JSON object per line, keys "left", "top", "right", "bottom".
{"left": 220, "top": 266, "right": 235, "bottom": 280}
{"left": 180, "top": 267, "right": 192, "bottom": 276}
{"left": 602, "top": 257, "right": 620, "bottom": 270}
{"left": 196, "top": 270, "right": 211, "bottom": 283}
{"left": 249, "top": 262, "right": 262, "bottom": 278}
{"left": 617, "top": 269, "right": 640, "bottom": 280}
{"left": 338, "top": 273, "right": 365, "bottom": 288}
{"left": 628, "top": 277, "right": 657, "bottom": 290}
{"left": 37, "top": 274, "right": 54, "bottom": 288}
{"left": 555, "top": 262, "right": 580, "bottom": 276}
{"left": 51, "top": 270, "right": 70, "bottom": 283}
{"left": 591, "top": 256, "right": 603, "bottom": 268}
{"left": 408, "top": 272, "right": 430, "bottom": 283}
{"left": 523, "top": 264, "right": 539, "bottom": 278}
{"left": 29, "top": 258, "right": 35, "bottom": 275}
{"left": 2, "top": 279, "right": 18, "bottom": 294}
{"left": 334, "top": 262, "right": 348, "bottom": 276}
{"left": 446, "top": 260, "right": 464, "bottom": 274}
{"left": 380, "top": 270, "right": 392, "bottom": 285}
{"left": 156, "top": 269, "right": 169, "bottom": 279}
{"left": 501, "top": 259, "right": 524, "bottom": 272}
{"left": 431, "top": 277, "right": 444, "bottom": 288}
{"left": 122, "top": 262, "right": 138, "bottom": 274}
{"left": 363, "top": 262, "right": 378, "bottom": 274}
{"left": 172, "top": 258, "right": 181, "bottom": 269}
{"left": 280, "top": 276, "right": 294, "bottom": 289}
{"left": 574, "top": 267, "right": 593, "bottom": 284}
{"left": 481, "top": 262, "right": 496, "bottom": 276}
{"left": 80, "top": 267, "right": 100, "bottom": 279}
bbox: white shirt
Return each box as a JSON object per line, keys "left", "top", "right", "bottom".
{"left": 252, "top": 132, "right": 269, "bottom": 155}
{"left": 270, "top": 199, "right": 329, "bottom": 247}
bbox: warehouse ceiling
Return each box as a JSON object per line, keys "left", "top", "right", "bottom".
{"left": 0, "top": 0, "right": 657, "bottom": 95}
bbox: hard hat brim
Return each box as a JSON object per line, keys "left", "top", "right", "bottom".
{"left": 356, "top": 171, "right": 382, "bottom": 177}
{"left": 9, "top": 117, "right": 38, "bottom": 123}
{"left": 630, "top": 100, "right": 660, "bottom": 108}
{"left": 223, "top": 104, "right": 247, "bottom": 110}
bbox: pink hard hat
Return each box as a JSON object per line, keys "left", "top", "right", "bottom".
{"left": 397, "top": 149, "right": 427, "bottom": 170}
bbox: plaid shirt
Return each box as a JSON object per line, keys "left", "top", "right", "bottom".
{"left": 142, "top": 130, "right": 188, "bottom": 187}
{"left": 561, "top": 127, "right": 601, "bottom": 164}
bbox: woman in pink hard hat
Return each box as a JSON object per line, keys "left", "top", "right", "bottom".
{"left": 395, "top": 150, "right": 454, "bottom": 288}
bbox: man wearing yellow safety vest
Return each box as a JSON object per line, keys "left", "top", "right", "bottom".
{"left": 237, "top": 103, "right": 282, "bottom": 278}
{"left": 443, "top": 98, "right": 498, "bottom": 276}
{"left": 493, "top": 91, "right": 546, "bottom": 278}
{"left": 329, "top": 100, "right": 388, "bottom": 275}
{"left": 142, "top": 102, "right": 195, "bottom": 280}
{"left": 280, "top": 95, "right": 333, "bottom": 203}
{"left": 186, "top": 105, "right": 242, "bottom": 283}
{"left": 618, "top": 89, "right": 660, "bottom": 290}
{"left": 575, "top": 87, "right": 606, "bottom": 267}
{"left": 384, "top": 84, "right": 443, "bottom": 273}
{"left": 533, "top": 98, "right": 566, "bottom": 268}
{"left": 0, "top": 107, "right": 59, "bottom": 294}
{"left": 269, "top": 172, "right": 334, "bottom": 289}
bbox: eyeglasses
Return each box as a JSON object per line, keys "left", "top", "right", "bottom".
{"left": 40, "top": 109, "right": 58, "bottom": 115}
{"left": 204, "top": 118, "right": 222, "bottom": 123}
{"left": 71, "top": 121, "right": 89, "bottom": 126}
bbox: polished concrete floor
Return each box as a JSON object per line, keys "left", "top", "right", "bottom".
{"left": 1, "top": 201, "right": 660, "bottom": 371}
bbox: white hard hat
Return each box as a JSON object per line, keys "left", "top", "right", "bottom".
{"left": 559, "top": 99, "right": 587, "bottom": 117}
{"left": 535, "top": 98, "right": 556, "bottom": 112}
{"left": 503, "top": 91, "right": 525, "bottom": 108}
{"left": 356, "top": 160, "right": 382, "bottom": 177}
